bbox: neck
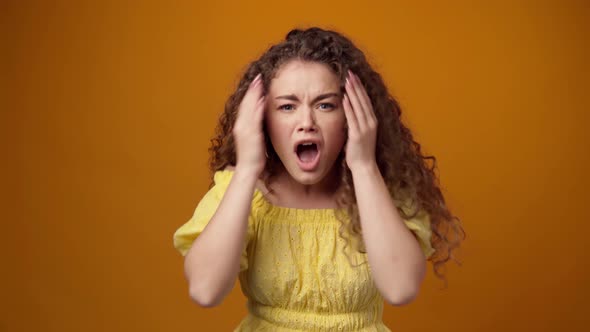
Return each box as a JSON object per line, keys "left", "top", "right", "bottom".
{"left": 274, "top": 163, "right": 342, "bottom": 199}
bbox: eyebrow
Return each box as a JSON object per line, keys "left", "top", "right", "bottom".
{"left": 275, "top": 92, "right": 340, "bottom": 104}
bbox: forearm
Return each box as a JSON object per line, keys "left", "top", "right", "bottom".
{"left": 351, "top": 163, "right": 426, "bottom": 305}
{"left": 184, "top": 168, "right": 257, "bottom": 307}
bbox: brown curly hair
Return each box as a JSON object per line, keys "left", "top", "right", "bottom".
{"left": 208, "top": 27, "right": 465, "bottom": 288}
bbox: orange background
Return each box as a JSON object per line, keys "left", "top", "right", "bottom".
{"left": 3, "top": 0, "right": 589, "bottom": 331}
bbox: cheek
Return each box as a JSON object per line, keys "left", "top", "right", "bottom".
{"left": 322, "top": 117, "right": 347, "bottom": 151}
{"left": 265, "top": 115, "right": 280, "bottom": 136}
{"left": 265, "top": 117, "right": 292, "bottom": 149}
{"left": 330, "top": 113, "right": 347, "bottom": 132}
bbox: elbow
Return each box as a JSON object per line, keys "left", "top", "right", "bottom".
{"left": 384, "top": 284, "right": 420, "bottom": 306}
{"left": 385, "top": 291, "right": 418, "bottom": 306}
{"left": 184, "top": 259, "right": 224, "bottom": 307}
{"left": 386, "top": 259, "right": 427, "bottom": 306}
{"left": 188, "top": 283, "right": 223, "bottom": 308}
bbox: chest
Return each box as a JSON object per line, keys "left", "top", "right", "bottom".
{"left": 240, "top": 221, "right": 380, "bottom": 311}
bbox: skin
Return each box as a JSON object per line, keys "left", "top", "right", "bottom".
{"left": 342, "top": 68, "right": 427, "bottom": 305}
{"left": 264, "top": 60, "right": 346, "bottom": 206}
{"left": 231, "top": 61, "right": 427, "bottom": 306}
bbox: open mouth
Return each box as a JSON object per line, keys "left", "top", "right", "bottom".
{"left": 295, "top": 142, "right": 320, "bottom": 171}
{"left": 296, "top": 143, "right": 318, "bottom": 162}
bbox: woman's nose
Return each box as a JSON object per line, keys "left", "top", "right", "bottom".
{"left": 297, "top": 108, "right": 317, "bottom": 132}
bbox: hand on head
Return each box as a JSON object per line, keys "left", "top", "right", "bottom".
{"left": 233, "top": 73, "right": 267, "bottom": 176}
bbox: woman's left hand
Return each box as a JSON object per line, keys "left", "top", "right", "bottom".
{"left": 342, "top": 70, "right": 378, "bottom": 172}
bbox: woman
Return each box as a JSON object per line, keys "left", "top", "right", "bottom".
{"left": 174, "top": 26, "right": 465, "bottom": 331}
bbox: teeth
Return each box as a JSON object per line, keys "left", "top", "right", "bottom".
{"left": 302, "top": 143, "right": 313, "bottom": 146}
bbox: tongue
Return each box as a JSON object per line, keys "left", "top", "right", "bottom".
{"left": 298, "top": 146, "right": 318, "bottom": 163}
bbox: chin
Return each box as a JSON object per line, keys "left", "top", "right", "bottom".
{"left": 291, "top": 172, "right": 324, "bottom": 185}
{"left": 284, "top": 161, "right": 329, "bottom": 185}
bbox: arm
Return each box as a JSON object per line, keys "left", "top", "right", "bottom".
{"left": 352, "top": 163, "right": 427, "bottom": 306}
{"left": 184, "top": 167, "right": 257, "bottom": 307}
{"left": 342, "top": 71, "right": 426, "bottom": 306}
{"left": 185, "top": 72, "right": 267, "bottom": 307}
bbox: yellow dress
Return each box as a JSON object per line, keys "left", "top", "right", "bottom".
{"left": 173, "top": 169, "right": 435, "bottom": 331}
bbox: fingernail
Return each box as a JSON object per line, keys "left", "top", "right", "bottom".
{"left": 251, "top": 74, "right": 260, "bottom": 85}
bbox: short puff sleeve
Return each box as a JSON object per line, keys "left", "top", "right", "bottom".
{"left": 173, "top": 170, "right": 253, "bottom": 272}
{"left": 401, "top": 203, "right": 436, "bottom": 259}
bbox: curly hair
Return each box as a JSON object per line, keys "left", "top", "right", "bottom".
{"left": 207, "top": 26, "right": 465, "bottom": 288}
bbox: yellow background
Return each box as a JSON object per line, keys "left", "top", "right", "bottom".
{"left": 3, "top": 0, "right": 588, "bottom": 331}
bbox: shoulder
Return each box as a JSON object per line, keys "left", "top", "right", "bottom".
{"left": 223, "top": 165, "right": 236, "bottom": 172}
{"left": 221, "top": 165, "right": 270, "bottom": 195}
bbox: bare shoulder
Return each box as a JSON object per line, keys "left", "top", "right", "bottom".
{"left": 222, "top": 165, "right": 269, "bottom": 194}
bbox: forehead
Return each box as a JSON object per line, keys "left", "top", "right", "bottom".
{"left": 269, "top": 60, "right": 340, "bottom": 94}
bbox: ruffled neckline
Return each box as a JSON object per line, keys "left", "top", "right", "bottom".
{"left": 216, "top": 169, "right": 348, "bottom": 223}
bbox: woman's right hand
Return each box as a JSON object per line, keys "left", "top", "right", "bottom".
{"left": 233, "top": 73, "right": 267, "bottom": 176}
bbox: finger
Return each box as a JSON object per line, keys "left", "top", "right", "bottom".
{"left": 349, "top": 71, "right": 373, "bottom": 124}
{"left": 255, "top": 95, "right": 266, "bottom": 125}
{"left": 351, "top": 73, "right": 376, "bottom": 122}
{"left": 342, "top": 93, "right": 358, "bottom": 135}
{"left": 246, "top": 74, "right": 262, "bottom": 97}
{"left": 243, "top": 75, "right": 263, "bottom": 116}
{"left": 345, "top": 73, "right": 367, "bottom": 129}
{"left": 257, "top": 96, "right": 266, "bottom": 119}
{"left": 252, "top": 77, "right": 263, "bottom": 94}
{"left": 250, "top": 73, "right": 261, "bottom": 86}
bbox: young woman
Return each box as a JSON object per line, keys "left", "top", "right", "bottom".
{"left": 174, "top": 27, "right": 464, "bottom": 331}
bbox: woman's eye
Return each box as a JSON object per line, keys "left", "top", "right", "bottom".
{"left": 319, "top": 103, "right": 335, "bottom": 110}
{"left": 278, "top": 104, "right": 294, "bottom": 111}
{"left": 278, "top": 103, "right": 335, "bottom": 111}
